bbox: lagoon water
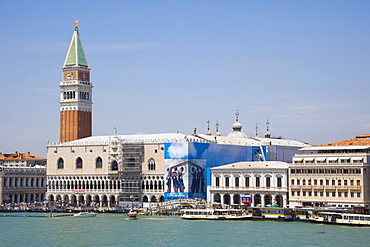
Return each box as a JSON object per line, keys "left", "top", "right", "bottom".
{"left": 0, "top": 212, "right": 369, "bottom": 247}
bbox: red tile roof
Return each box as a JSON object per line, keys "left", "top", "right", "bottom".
{"left": 321, "top": 134, "right": 370, "bottom": 146}
{"left": 0, "top": 153, "right": 46, "bottom": 160}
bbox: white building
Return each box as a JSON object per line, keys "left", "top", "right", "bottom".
{"left": 210, "top": 161, "right": 289, "bottom": 207}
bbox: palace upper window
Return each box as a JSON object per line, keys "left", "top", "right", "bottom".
{"left": 57, "top": 158, "right": 64, "bottom": 169}
{"left": 96, "top": 157, "right": 102, "bottom": 169}
{"left": 111, "top": 160, "right": 118, "bottom": 171}
{"left": 148, "top": 158, "right": 156, "bottom": 170}
{"left": 76, "top": 157, "right": 83, "bottom": 169}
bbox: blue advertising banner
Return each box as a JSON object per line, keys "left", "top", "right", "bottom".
{"left": 242, "top": 196, "right": 252, "bottom": 204}
{"left": 164, "top": 142, "right": 264, "bottom": 201}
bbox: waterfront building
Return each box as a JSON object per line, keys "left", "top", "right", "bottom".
{"left": 289, "top": 134, "right": 370, "bottom": 208}
{"left": 0, "top": 152, "right": 47, "bottom": 204}
{"left": 209, "top": 161, "right": 289, "bottom": 207}
{"left": 46, "top": 23, "right": 310, "bottom": 207}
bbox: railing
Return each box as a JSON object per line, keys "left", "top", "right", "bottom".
{"left": 1, "top": 167, "right": 46, "bottom": 172}
{"left": 47, "top": 188, "right": 121, "bottom": 193}
{"left": 349, "top": 186, "right": 361, "bottom": 190}
{"left": 311, "top": 185, "right": 324, "bottom": 189}
{"left": 209, "top": 186, "right": 287, "bottom": 190}
{"left": 289, "top": 185, "right": 361, "bottom": 191}
{"left": 301, "top": 185, "right": 312, "bottom": 189}
{"left": 290, "top": 173, "right": 361, "bottom": 177}
{"left": 295, "top": 153, "right": 368, "bottom": 157}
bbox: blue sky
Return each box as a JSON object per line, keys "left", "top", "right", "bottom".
{"left": 1, "top": 0, "right": 370, "bottom": 157}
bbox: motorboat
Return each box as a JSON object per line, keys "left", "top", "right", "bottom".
{"left": 127, "top": 210, "right": 138, "bottom": 219}
{"left": 73, "top": 212, "right": 97, "bottom": 218}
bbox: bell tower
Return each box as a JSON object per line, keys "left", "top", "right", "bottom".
{"left": 59, "top": 21, "right": 93, "bottom": 142}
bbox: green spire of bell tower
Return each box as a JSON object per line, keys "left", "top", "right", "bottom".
{"left": 63, "top": 21, "right": 88, "bottom": 67}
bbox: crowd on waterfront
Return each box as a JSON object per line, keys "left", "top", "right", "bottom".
{"left": 0, "top": 202, "right": 130, "bottom": 212}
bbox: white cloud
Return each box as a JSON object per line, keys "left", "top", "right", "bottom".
{"left": 167, "top": 142, "right": 188, "bottom": 159}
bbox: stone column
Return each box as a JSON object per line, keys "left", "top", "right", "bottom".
{"left": 261, "top": 194, "right": 265, "bottom": 207}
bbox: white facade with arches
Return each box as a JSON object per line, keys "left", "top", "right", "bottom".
{"left": 210, "top": 161, "right": 289, "bottom": 208}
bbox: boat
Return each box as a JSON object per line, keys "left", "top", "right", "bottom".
{"left": 181, "top": 208, "right": 252, "bottom": 220}
{"left": 73, "top": 212, "right": 98, "bottom": 218}
{"left": 310, "top": 212, "right": 370, "bottom": 226}
{"left": 127, "top": 209, "right": 138, "bottom": 219}
{"left": 249, "top": 207, "right": 294, "bottom": 221}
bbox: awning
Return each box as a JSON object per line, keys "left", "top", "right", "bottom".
{"left": 351, "top": 157, "right": 364, "bottom": 161}
{"left": 292, "top": 157, "right": 303, "bottom": 162}
{"left": 315, "top": 157, "right": 326, "bottom": 161}
{"left": 327, "top": 157, "right": 338, "bottom": 161}
{"left": 304, "top": 158, "right": 314, "bottom": 161}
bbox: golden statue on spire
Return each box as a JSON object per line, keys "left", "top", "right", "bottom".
{"left": 74, "top": 20, "right": 79, "bottom": 27}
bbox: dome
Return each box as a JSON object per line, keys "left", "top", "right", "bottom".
{"left": 264, "top": 131, "right": 271, "bottom": 138}
{"left": 232, "top": 121, "right": 242, "bottom": 130}
{"left": 214, "top": 131, "right": 221, "bottom": 136}
{"left": 206, "top": 130, "right": 212, "bottom": 135}
{"left": 227, "top": 131, "right": 248, "bottom": 138}
{"left": 227, "top": 110, "right": 248, "bottom": 138}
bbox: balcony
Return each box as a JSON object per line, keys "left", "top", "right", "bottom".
{"left": 311, "top": 185, "right": 324, "bottom": 190}
{"left": 290, "top": 185, "right": 301, "bottom": 189}
{"left": 336, "top": 186, "right": 348, "bottom": 190}
{"left": 349, "top": 186, "right": 361, "bottom": 190}
{"left": 209, "top": 186, "right": 287, "bottom": 191}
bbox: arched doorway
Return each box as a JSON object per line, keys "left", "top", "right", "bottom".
{"left": 93, "top": 195, "right": 100, "bottom": 205}
{"left": 102, "top": 195, "right": 108, "bottom": 207}
{"left": 150, "top": 196, "right": 157, "bottom": 202}
{"left": 110, "top": 195, "right": 116, "bottom": 207}
{"left": 77, "top": 195, "right": 84, "bottom": 205}
{"left": 56, "top": 195, "right": 62, "bottom": 202}
{"left": 264, "top": 194, "right": 272, "bottom": 206}
{"left": 49, "top": 194, "right": 55, "bottom": 202}
{"left": 63, "top": 195, "right": 69, "bottom": 203}
{"left": 224, "top": 194, "right": 231, "bottom": 205}
{"left": 233, "top": 194, "right": 240, "bottom": 205}
{"left": 275, "top": 194, "right": 283, "bottom": 207}
{"left": 159, "top": 196, "right": 164, "bottom": 202}
{"left": 86, "top": 195, "right": 92, "bottom": 205}
{"left": 254, "top": 194, "right": 261, "bottom": 207}
{"left": 70, "top": 195, "right": 76, "bottom": 205}
{"left": 214, "top": 193, "right": 221, "bottom": 203}
{"left": 142, "top": 195, "right": 149, "bottom": 202}
{"left": 14, "top": 194, "right": 19, "bottom": 203}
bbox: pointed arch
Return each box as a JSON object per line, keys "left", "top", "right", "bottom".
{"left": 76, "top": 157, "right": 83, "bottom": 169}
{"left": 96, "top": 156, "right": 103, "bottom": 169}
{"left": 57, "top": 158, "right": 64, "bottom": 169}
{"left": 111, "top": 160, "right": 118, "bottom": 171}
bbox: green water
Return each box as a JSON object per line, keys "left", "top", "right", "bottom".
{"left": 0, "top": 213, "right": 369, "bottom": 246}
